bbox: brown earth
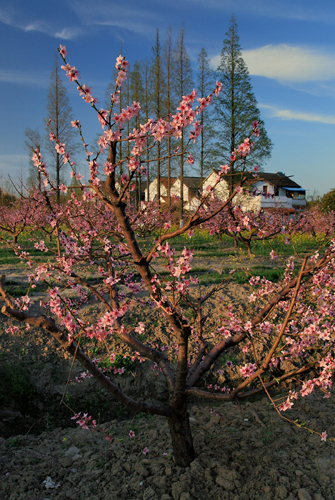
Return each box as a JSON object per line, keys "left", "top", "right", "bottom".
{"left": 0, "top": 259, "right": 334, "bottom": 500}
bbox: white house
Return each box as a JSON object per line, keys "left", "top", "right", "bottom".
{"left": 144, "top": 177, "right": 177, "bottom": 202}
{"left": 145, "top": 176, "right": 201, "bottom": 207}
{"left": 202, "top": 170, "right": 306, "bottom": 212}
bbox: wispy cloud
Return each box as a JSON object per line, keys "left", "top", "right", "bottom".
{"left": 260, "top": 104, "right": 335, "bottom": 125}
{"left": 0, "top": 69, "right": 49, "bottom": 87}
{"left": 243, "top": 45, "right": 335, "bottom": 82}
{"left": 23, "top": 22, "right": 81, "bottom": 40}
{"left": 0, "top": 6, "right": 80, "bottom": 40}
{"left": 0, "top": 7, "right": 13, "bottom": 25}
{"left": 182, "top": 0, "right": 335, "bottom": 24}
{"left": 212, "top": 44, "right": 335, "bottom": 83}
{"left": 0, "top": 155, "right": 29, "bottom": 179}
{"left": 69, "top": 0, "right": 162, "bottom": 39}
{"left": 54, "top": 27, "right": 81, "bottom": 40}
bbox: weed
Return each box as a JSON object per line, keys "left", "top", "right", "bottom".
{"left": 5, "top": 437, "right": 20, "bottom": 449}
{"left": 0, "top": 363, "right": 40, "bottom": 413}
{"left": 98, "top": 354, "right": 135, "bottom": 375}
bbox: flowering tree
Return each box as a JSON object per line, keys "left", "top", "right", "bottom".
{"left": 0, "top": 194, "right": 47, "bottom": 243}
{"left": 298, "top": 205, "right": 335, "bottom": 240}
{"left": 204, "top": 201, "right": 300, "bottom": 256}
{"left": 0, "top": 47, "right": 334, "bottom": 467}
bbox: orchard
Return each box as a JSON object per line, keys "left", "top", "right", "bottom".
{"left": 1, "top": 45, "right": 335, "bottom": 485}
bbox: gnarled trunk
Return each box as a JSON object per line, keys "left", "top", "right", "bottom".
{"left": 167, "top": 405, "right": 195, "bottom": 467}
{"left": 244, "top": 239, "right": 251, "bottom": 256}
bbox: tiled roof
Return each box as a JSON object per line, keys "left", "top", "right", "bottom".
{"left": 180, "top": 176, "right": 201, "bottom": 189}
{"left": 160, "top": 177, "right": 177, "bottom": 188}
{"left": 258, "top": 173, "right": 302, "bottom": 188}
{"left": 207, "top": 170, "right": 302, "bottom": 188}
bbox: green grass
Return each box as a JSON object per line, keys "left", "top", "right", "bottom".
{"left": 0, "top": 228, "right": 329, "bottom": 283}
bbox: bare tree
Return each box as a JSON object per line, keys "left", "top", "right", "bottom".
{"left": 173, "top": 25, "right": 193, "bottom": 221}
{"left": 44, "top": 54, "right": 79, "bottom": 203}
{"left": 196, "top": 48, "right": 216, "bottom": 189}
{"left": 162, "top": 26, "right": 177, "bottom": 207}
{"left": 151, "top": 30, "right": 163, "bottom": 206}
{"left": 24, "top": 127, "right": 42, "bottom": 192}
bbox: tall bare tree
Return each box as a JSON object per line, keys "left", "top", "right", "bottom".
{"left": 140, "top": 57, "right": 152, "bottom": 201}
{"left": 44, "top": 54, "right": 79, "bottom": 203}
{"left": 196, "top": 47, "right": 216, "bottom": 189}
{"left": 129, "top": 61, "right": 144, "bottom": 209}
{"left": 162, "top": 26, "right": 176, "bottom": 207}
{"left": 24, "top": 127, "right": 42, "bottom": 192}
{"left": 151, "top": 29, "right": 163, "bottom": 206}
{"left": 173, "top": 25, "right": 193, "bottom": 221}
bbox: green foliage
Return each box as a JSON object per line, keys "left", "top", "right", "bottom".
{"left": 232, "top": 266, "right": 286, "bottom": 284}
{"left": 321, "top": 189, "right": 335, "bottom": 213}
{"left": 0, "top": 189, "right": 16, "bottom": 206}
{"left": 98, "top": 354, "right": 135, "bottom": 375}
{"left": 0, "top": 364, "right": 40, "bottom": 412}
{"left": 5, "top": 436, "right": 20, "bottom": 449}
{"left": 214, "top": 14, "right": 272, "bottom": 185}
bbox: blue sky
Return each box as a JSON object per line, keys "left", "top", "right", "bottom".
{"left": 1, "top": 0, "right": 335, "bottom": 197}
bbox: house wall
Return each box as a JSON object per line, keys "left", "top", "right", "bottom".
{"left": 171, "top": 179, "right": 190, "bottom": 201}
{"left": 144, "top": 178, "right": 167, "bottom": 201}
{"left": 184, "top": 197, "right": 201, "bottom": 212}
{"left": 202, "top": 172, "right": 230, "bottom": 200}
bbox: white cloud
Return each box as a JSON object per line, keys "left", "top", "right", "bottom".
{"left": 0, "top": 69, "right": 49, "bottom": 87}
{"left": 0, "top": 7, "right": 81, "bottom": 40}
{"left": 0, "top": 154, "right": 28, "bottom": 165}
{"left": 0, "top": 8, "right": 12, "bottom": 25}
{"left": 211, "top": 44, "right": 335, "bottom": 83}
{"left": 243, "top": 45, "right": 335, "bottom": 83}
{"left": 183, "top": 0, "right": 335, "bottom": 24}
{"left": 260, "top": 104, "right": 335, "bottom": 125}
{"left": 54, "top": 27, "right": 81, "bottom": 40}
{"left": 23, "top": 22, "right": 81, "bottom": 40}
{"left": 69, "top": 0, "right": 161, "bottom": 38}
{"left": 24, "top": 21, "right": 44, "bottom": 32}
{"left": 0, "top": 155, "right": 29, "bottom": 180}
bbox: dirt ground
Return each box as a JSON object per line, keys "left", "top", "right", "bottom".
{"left": 0, "top": 259, "right": 335, "bottom": 500}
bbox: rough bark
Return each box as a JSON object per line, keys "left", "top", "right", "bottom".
{"left": 167, "top": 405, "right": 195, "bottom": 467}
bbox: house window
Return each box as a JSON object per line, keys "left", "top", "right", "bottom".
{"left": 263, "top": 185, "right": 268, "bottom": 195}
{"left": 274, "top": 187, "right": 279, "bottom": 196}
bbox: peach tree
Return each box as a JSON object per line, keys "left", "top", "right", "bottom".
{"left": 0, "top": 47, "right": 334, "bottom": 467}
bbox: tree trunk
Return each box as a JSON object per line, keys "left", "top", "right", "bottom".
{"left": 167, "top": 406, "right": 195, "bottom": 467}
{"left": 244, "top": 239, "right": 252, "bottom": 256}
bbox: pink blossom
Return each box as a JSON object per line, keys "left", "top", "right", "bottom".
{"left": 186, "top": 154, "right": 195, "bottom": 164}
{"left": 220, "top": 164, "right": 230, "bottom": 175}
{"left": 321, "top": 431, "right": 327, "bottom": 442}
{"left": 59, "top": 45, "right": 68, "bottom": 57}
{"left": 215, "top": 81, "right": 222, "bottom": 95}
{"left": 135, "top": 322, "right": 145, "bottom": 334}
{"left": 129, "top": 430, "right": 135, "bottom": 438}
{"left": 142, "top": 447, "right": 149, "bottom": 455}
{"left": 270, "top": 250, "right": 278, "bottom": 260}
{"left": 240, "top": 363, "right": 256, "bottom": 378}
